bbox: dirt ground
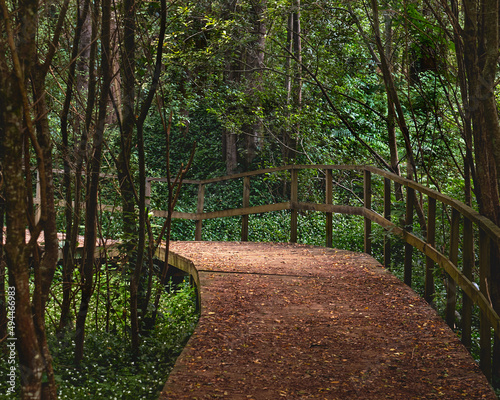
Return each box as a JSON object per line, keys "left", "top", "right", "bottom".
{"left": 160, "top": 241, "right": 497, "bottom": 400}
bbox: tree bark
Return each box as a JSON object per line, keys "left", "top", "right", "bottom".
{"left": 130, "top": 0, "right": 167, "bottom": 355}
{"left": 460, "top": 0, "right": 500, "bottom": 382}
{"left": 59, "top": 0, "right": 91, "bottom": 333}
{"left": 117, "top": 0, "right": 137, "bottom": 254}
{"left": 75, "top": 0, "right": 113, "bottom": 365}
{"left": 242, "top": 0, "right": 266, "bottom": 170}
{"left": 0, "top": 69, "right": 44, "bottom": 399}
{"left": 0, "top": 0, "right": 62, "bottom": 396}
{"left": 31, "top": 73, "right": 59, "bottom": 400}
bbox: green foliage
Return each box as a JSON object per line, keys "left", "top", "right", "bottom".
{"left": 144, "top": 107, "right": 224, "bottom": 179}
{"left": 0, "top": 282, "right": 198, "bottom": 399}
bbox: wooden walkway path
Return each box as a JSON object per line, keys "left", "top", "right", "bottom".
{"left": 159, "top": 242, "right": 496, "bottom": 400}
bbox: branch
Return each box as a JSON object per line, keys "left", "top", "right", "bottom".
{"left": 41, "top": 0, "right": 72, "bottom": 74}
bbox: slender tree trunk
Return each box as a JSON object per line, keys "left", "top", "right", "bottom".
{"left": 371, "top": 0, "right": 417, "bottom": 180}
{"left": 117, "top": 0, "right": 137, "bottom": 254}
{"left": 243, "top": 0, "right": 266, "bottom": 170}
{"left": 292, "top": 1, "right": 302, "bottom": 120}
{"left": 0, "top": 62, "right": 45, "bottom": 400}
{"left": 383, "top": 12, "right": 400, "bottom": 177}
{"left": 59, "top": 0, "right": 91, "bottom": 332}
{"left": 121, "top": 0, "right": 141, "bottom": 356}
{"left": 130, "top": 0, "right": 167, "bottom": 355}
{"left": 283, "top": 13, "right": 296, "bottom": 164}
{"left": 449, "top": 0, "right": 475, "bottom": 205}
{"left": 31, "top": 72, "right": 59, "bottom": 400}
{"left": 223, "top": 131, "right": 238, "bottom": 174}
{"left": 283, "top": 2, "right": 302, "bottom": 165}
{"left": 75, "top": 0, "right": 113, "bottom": 364}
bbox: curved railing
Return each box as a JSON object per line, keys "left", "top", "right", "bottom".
{"left": 148, "top": 164, "right": 500, "bottom": 382}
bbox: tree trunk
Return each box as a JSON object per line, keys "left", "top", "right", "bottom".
{"left": 59, "top": 0, "right": 91, "bottom": 333}
{"left": 0, "top": 0, "right": 61, "bottom": 396}
{"left": 75, "top": 0, "right": 113, "bottom": 364}
{"left": 0, "top": 72, "right": 45, "bottom": 399}
{"left": 384, "top": 12, "right": 400, "bottom": 178}
{"left": 131, "top": 0, "right": 168, "bottom": 354}
{"left": 283, "top": 13, "right": 296, "bottom": 164}
{"left": 461, "top": 0, "right": 500, "bottom": 383}
{"left": 283, "top": 3, "right": 302, "bottom": 165}
{"left": 223, "top": 130, "right": 238, "bottom": 174}
{"left": 118, "top": 0, "right": 137, "bottom": 254}
{"left": 242, "top": 0, "right": 266, "bottom": 170}
{"left": 31, "top": 71, "right": 59, "bottom": 400}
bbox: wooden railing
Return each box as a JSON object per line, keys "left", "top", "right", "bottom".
{"left": 147, "top": 164, "right": 500, "bottom": 381}
{"left": 39, "top": 164, "right": 500, "bottom": 380}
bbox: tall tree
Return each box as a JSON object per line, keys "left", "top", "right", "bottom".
{"left": 242, "top": 0, "right": 267, "bottom": 169}
{"left": 59, "top": 0, "right": 92, "bottom": 333}
{"left": 75, "top": 0, "right": 113, "bottom": 365}
{"left": 283, "top": 1, "right": 301, "bottom": 164}
{"left": 117, "top": 0, "right": 138, "bottom": 254}
{"left": 0, "top": 0, "right": 69, "bottom": 395}
{"left": 458, "top": 0, "right": 500, "bottom": 381}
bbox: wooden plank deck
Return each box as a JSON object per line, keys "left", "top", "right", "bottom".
{"left": 159, "top": 241, "right": 496, "bottom": 400}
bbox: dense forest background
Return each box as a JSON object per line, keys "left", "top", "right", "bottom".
{"left": 1, "top": 0, "right": 500, "bottom": 398}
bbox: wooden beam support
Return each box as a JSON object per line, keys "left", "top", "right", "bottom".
{"left": 383, "top": 177, "right": 391, "bottom": 268}
{"left": 404, "top": 187, "right": 414, "bottom": 287}
{"left": 461, "top": 216, "right": 474, "bottom": 350}
{"left": 195, "top": 183, "right": 205, "bottom": 241}
{"left": 446, "top": 208, "right": 459, "bottom": 329}
{"left": 326, "top": 169, "right": 333, "bottom": 248}
{"left": 145, "top": 179, "right": 151, "bottom": 207}
{"left": 290, "top": 169, "right": 298, "bottom": 243}
{"left": 241, "top": 177, "right": 250, "bottom": 241}
{"left": 364, "top": 169, "right": 372, "bottom": 255}
{"left": 424, "top": 196, "right": 436, "bottom": 304}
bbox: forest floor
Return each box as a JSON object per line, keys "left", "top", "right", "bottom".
{"left": 160, "top": 241, "right": 497, "bottom": 400}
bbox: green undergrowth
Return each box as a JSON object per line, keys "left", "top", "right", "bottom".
{"left": 0, "top": 281, "right": 198, "bottom": 400}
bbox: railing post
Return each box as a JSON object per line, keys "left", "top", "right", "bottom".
{"left": 195, "top": 183, "right": 205, "bottom": 241}
{"left": 479, "top": 228, "right": 491, "bottom": 381}
{"left": 326, "top": 169, "right": 333, "bottom": 248}
{"left": 145, "top": 178, "right": 151, "bottom": 208}
{"left": 383, "top": 177, "right": 391, "bottom": 268}
{"left": 424, "top": 197, "right": 436, "bottom": 304}
{"left": 446, "top": 208, "right": 459, "bottom": 329}
{"left": 241, "top": 176, "right": 250, "bottom": 241}
{"left": 461, "top": 216, "right": 474, "bottom": 350}
{"left": 404, "top": 187, "right": 414, "bottom": 287}
{"left": 290, "top": 168, "right": 298, "bottom": 243}
{"left": 363, "top": 170, "right": 372, "bottom": 255}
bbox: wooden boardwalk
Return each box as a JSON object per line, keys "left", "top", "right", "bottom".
{"left": 159, "top": 241, "right": 496, "bottom": 400}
